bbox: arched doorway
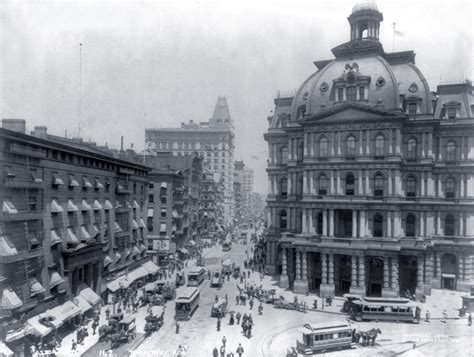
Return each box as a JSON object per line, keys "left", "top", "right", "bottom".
{"left": 366, "top": 256, "right": 384, "bottom": 296}
{"left": 334, "top": 255, "right": 352, "bottom": 296}
{"left": 398, "top": 255, "right": 417, "bottom": 295}
{"left": 441, "top": 253, "right": 457, "bottom": 290}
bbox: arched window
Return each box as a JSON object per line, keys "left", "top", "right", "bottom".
{"left": 279, "top": 210, "right": 287, "bottom": 230}
{"left": 319, "top": 138, "right": 328, "bottom": 158}
{"left": 374, "top": 174, "right": 384, "bottom": 197}
{"left": 346, "top": 136, "right": 356, "bottom": 156}
{"left": 280, "top": 147, "right": 288, "bottom": 165}
{"left": 373, "top": 213, "right": 383, "bottom": 237}
{"left": 446, "top": 141, "right": 456, "bottom": 161}
{"left": 407, "top": 138, "right": 417, "bottom": 159}
{"left": 345, "top": 173, "right": 355, "bottom": 196}
{"left": 445, "top": 177, "right": 455, "bottom": 198}
{"left": 445, "top": 214, "right": 455, "bottom": 236}
{"left": 280, "top": 178, "right": 288, "bottom": 197}
{"left": 375, "top": 135, "right": 385, "bottom": 156}
{"left": 406, "top": 175, "right": 417, "bottom": 197}
{"left": 406, "top": 213, "right": 416, "bottom": 237}
{"left": 347, "top": 86, "right": 357, "bottom": 101}
{"left": 319, "top": 174, "right": 328, "bottom": 195}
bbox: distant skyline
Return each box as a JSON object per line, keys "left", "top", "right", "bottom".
{"left": 1, "top": 0, "right": 472, "bottom": 194}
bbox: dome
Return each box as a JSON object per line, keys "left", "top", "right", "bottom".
{"left": 352, "top": 1, "right": 378, "bottom": 13}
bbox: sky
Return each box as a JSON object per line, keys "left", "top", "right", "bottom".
{"left": 1, "top": 0, "right": 472, "bottom": 194}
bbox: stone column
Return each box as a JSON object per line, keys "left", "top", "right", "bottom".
{"left": 366, "top": 130, "right": 370, "bottom": 155}
{"left": 365, "top": 172, "right": 371, "bottom": 196}
{"left": 294, "top": 251, "right": 309, "bottom": 294}
{"left": 328, "top": 254, "right": 334, "bottom": 285}
{"left": 330, "top": 170, "right": 335, "bottom": 194}
{"left": 427, "top": 172, "right": 435, "bottom": 196}
{"left": 424, "top": 253, "right": 433, "bottom": 295}
{"left": 351, "top": 257, "right": 357, "bottom": 288}
{"left": 358, "top": 256, "right": 366, "bottom": 289}
{"left": 420, "top": 173, "right": 425, "bottom": 197}
{"left": 387, "top": 211, "right": 392, "bottom": 238}
{"left": 336, "top": 171, "right": 341, "bottom": 195}
{"left": 309, "top": 172, "right": 314, "bottom": 195}
{"left": 421, "top": 132, "right": 426, "bottom": 157}
{"left": 304, "top": 133, "right": 308, "bottom": 156}
{"left": 394, "top": 171, "right": 402, "bottom": 196}
{"left": 359, "top": 130, "right": 364, "bottom": 155}
{"left": 280, "top": 247, "right": 289, "bottom": 288}
{"left": 428, "top": 133, "right": 433, "bottom": 157}
{"left": 329, "top": 209, "right": 335, "bottom": 237}
{"left": 303, "top": 171, "right": 308, "bottom": 194}
{"left": 359, "top": 210, "right": 366, "bottom": 237}
{"left": 387, "top": 170, "right": 392, "bottom": 196}
{"left": 352, "top": 210, "right": 358, "bottom": 238}
{"left": 321, "top": 253, "right": 327, "bottom": 284}
{"left": 459, "top": 254, "right": 464, "bottom": 281}
{"left": 395, "top": 128, "right": 402, "bottom": 155}
{"left": 323, "top": 210, "right": 328, "bottom": 236}
{"left": 391, "top": 257, "right": 399, "bottom": 290}
{"left": 295, "top": 250, "right": 301, "bottom": 281}
{"left": 358, "top": 170, "right": 363, "bottom": 195}
{"left": 420, "top": 212, "right": 425, "bottom": 238}
{"left": 415, "top": 256, "right": 424, "bottom": 298}
{"left": 383, "top": 258, "right": 390, "bottom": 288}
{"left": 302, "top": 209, "right": 307, "bottom": 233}
{"left": 330, "top": 132, "right": 335, "bottom": 156}
{"left": 388, "top": 129, "right": 393, "bottom": 155}
{"left": 336, "top": 132, "right": 341, "bottom": 156}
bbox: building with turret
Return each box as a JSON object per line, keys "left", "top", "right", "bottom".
{"left": 264, "top": 2, "right": 474, "bottom": 298}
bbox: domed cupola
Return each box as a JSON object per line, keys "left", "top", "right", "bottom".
{"left": 349, "top": 1, "right": 383, "bottom": 41}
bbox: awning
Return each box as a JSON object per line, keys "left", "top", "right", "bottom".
{"left": 139, "top": 244, "right": 146, "bottom": 252}
{"left": 1, "top": 288, "right": 22, "bottom": 310}
{"left": 0, "top": 235, "right": 18, "bottom": 256}
{"left": 128, "top": 267, "right": 148, "bottom": 282}
{"left": 27, "top": 314, "right": 53, "bottom": 337}
{"left": 2, "top": 201, "right": 17, "bottom": 214}
{"left": 80, "top": 226, "right": 91, "bottom": 242}
{"left": 107, "top": 276, "right": 130, "bottom": 292}
{"left": 95, "top": 178, "right": 104, "bottom": 189}
{"left": 126, "top": 201, "right": 132, "bottom": 208}
{"left": 172, "top": 224, "right": 177, "bottom": 232}
{"left": 132, "top": 219, "right": 139, "bottom": 229}
{"left": 115, "top": 201, "right": 122, "bottom": 209}
{"left": 52, "top": 173, "right": 64, "bottom": 185}
{"left": 104, "top": 200, "right": 113, "bottom": 210}
{"left": 93, "top": 200, "right": 103, "bottom": 210}
{"left": 172, "top": 209, "right": 178, "bottom": 218}
{"left": 147, "top": 208, "right": 154, "bottom": 217}
{"left": 161, "top": 182, "right": 168, "bottom": 188}
{"left": 30, "top": 278, "right": 46, "bottom": 296}
{"left": 67, "top": 200, "right": 79, "bottom": 212}
{"left": 49, "top": 271, "right": 65, "bottom": 288}
{"left": 442, "top": 274, "right": 456, "bottom": 278}
{"left": 91, "top": 224, "right": 100, "bottom": 237}
{"left": 179, "top": 248, "right": 189, "bottom": 255}
{"left": 79, "top": 287, "right": 101, "bottom": 306}
{"left": 73, "top": 295, "right": 92, "bottom": 314}
{"left": 66, "top": 228, "right": 79, "bottom": 244}
{"left": 132, "top": 246, "right": 140, "bottom": 256}
{"left": 51, "top": 199, "right": 64, "bottom": 213}
{"left": 80, "top": 199, "right": 91, "bottom": 211}
{"left": 50, "top": 230, "right": 62, "bottom": 246}
{"left": 142, "top": 261, "right": 160, "bottom": 274}
{"left": 48, "top": 301, "right": 82, "bottom": 324}
{"left": 104, "top": 255, "right": 113, "bottom": 267}
{"left": 113, "top": 252, "right": 122, "bottom": 264}
{"left": 139, "top": 218, "right": 146, "bottom": 228}
{"left": 68, "top": 174, "right": 79, "bottom": 187}
{"left": 83, "top": 177, "right": 93, "bottom": 188}
{"left": 114, "top": 222, "right": 122, "bottom": 233}
{"left": 4, "top": 326, "right": 30, "bottom": 343}
{"left": 133, "top": 200, "right": 140, "bottom": 209}
{"left": 160, "top": 223, "right": 167, "bottom": 233}
{"left": 0, "top": 342, "right": 14, "bottom": 357}
{"left": 124, "top": 249, "right": 131, "bottom": 257}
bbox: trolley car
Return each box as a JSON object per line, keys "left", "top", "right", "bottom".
{"left": 296, "top": 321, "right": 353, "bottom": 355}
{"left": 350, "top": 296, "right": 420, "bottom": 323}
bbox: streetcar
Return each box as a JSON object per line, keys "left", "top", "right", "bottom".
{"left": 187, "top": 267, "right": 206, "bottom": 287}
{"left": 175, "top": 287, "right": 200, "bottom": 320}
{"left": 350, "top": 296, "right": 420, "bottom": 323}
{"left": 296, "top": 321, "right": 354, "bottom": 355}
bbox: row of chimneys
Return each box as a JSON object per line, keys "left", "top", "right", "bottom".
{"left": 2, "top": 119, "right": 48, "bottom": 139}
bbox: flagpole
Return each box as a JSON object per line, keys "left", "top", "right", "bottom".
{"left": 392, "top": 22, "right": 396, "bottom": 52}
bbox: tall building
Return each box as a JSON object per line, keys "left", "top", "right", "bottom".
{"left": 145, "top": 97, "right": 235, "bottom": 225}
{"left": 242, "top": 166, "right": 254, "bottom": 208}
{"left": 0, "top": 120, "right": 156, "bottom": 354}
{"left": 264, "top": 2, "right": 474, "bottom": 298}
{"left": 234, "top": 161, "right": 254, "bottom": 220}
{"left": 199, "top": 172, "right": 224, "bottom": 245}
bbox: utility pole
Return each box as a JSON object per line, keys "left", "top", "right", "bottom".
{"left": 78, "top": 43, "right": 83, "bottom": 138}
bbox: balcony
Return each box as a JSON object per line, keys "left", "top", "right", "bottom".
{"left": 3, "top": 178, "right": 44, "bottom": 189}
{"left": 0, "top": 247, "right": 43, "bottom": 263}
{"left": 0, "top": 210, "right": 43, "bottom": 221}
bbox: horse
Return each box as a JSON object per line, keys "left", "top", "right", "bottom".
{"left": 367, "top": 328, "right": 382, "bottom": 346}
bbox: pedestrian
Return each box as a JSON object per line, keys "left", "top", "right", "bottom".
{"left": 71, "top": 339, "right": 77, "bottom": 353}
{"left": 236, "top": 295, "right": 239, "bottom": 305}
{"left": 236, "top": 343, "right": 244, "bottom": 357}
{"left": 76, "top": 329, "right": 81, "bottom": 345}
{"left": 225, "top": 294, "right": 228, "bottom": 304}
{"left": 425, "top": 310, "right": 430, "bottom": 323}
{"left": 217, "top": 318, "right": 221, "bottom": 331}
{"left": 236, "top": 312, "right": 241, "bottom": 325}
{"left": 220, "top": 345, "right": 226, "bottom": 357}
{"left": 468, "top": 313, "right": 472, "bottom": 326}
{"left": 247, "top": 271, "right": 250, "bottom": 278}
{"left": 215, "top": 295, "right": 219, "bottom": 303}
{"left": 176, "top": 321, "right": 180, "bottom": 334}
{"left": 249, "top": 299, "right": 253, "bottom": 310}
{"left": 222, "top": 336, "right": 227, "bottom": 347}
{"left": 92, "top": 320, "right": 98, "bottom": 335}
{"left": 213, "top": 347, "right": 219, "bottom": 357}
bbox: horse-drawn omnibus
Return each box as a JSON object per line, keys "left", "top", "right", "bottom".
{"left": 187, "top": 267, "right": 206, "bottom": 287}
{"left": 175, "top": 287, "right": 200, "bottom": 321}
{"left": 296, "top": 322, "right": 354, "bottom": 355}
{"left": 350, "top": 297, "right": 420, "bottom": 323}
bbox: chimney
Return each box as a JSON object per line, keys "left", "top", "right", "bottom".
{"left": 31, "top": 126, "right": 48, "bottom": 139}
{"left": 2, "top": 119, "right": 26, "bottom": 134}
{"left": 121, "top": 136, "right": 124, "bottom": 151}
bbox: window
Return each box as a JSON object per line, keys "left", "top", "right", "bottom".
{"left": 445, "top": 177, "right": 455, "bottom": 198}
{"left": 347, "top": 86, "right": 357, "bottom": 102}
{"left": 148, "top": 195, "right": 154, "bottom": 203}
{"left": 345, "top": 173, "right": 355, "bottom": 196}
{"left": 407, "top": 138, "right": 417, "bottom": 159}
{"left": 447, "top": 107, "right": 456, "bottom": 119}
{"left": 359, "top": 86, "right": 365, "bottom": 100}
{"left": 280, "top": 178, "right": 288, "bottom": 196}
{"left": 446, "top": 141, "right": 456, "bottom": 161}
{"left": 337, "top": 87, "right": 344, "bottom": 102}
{"left": 319, "top": 174, "right": 327, "bottom": 195}
{"left": 375, "top": 135, "right": 385, "bottom": 157}
{"left": 374, "top": 174, "right": 384, "bottom": 197}
{"left": 406, "top": 213, "right": 416, "bottom": 237}
{"left": 373, "top": 213, "right": 383, "bottom": 237}
{"left": 161, "top": 196, "right": 167, "bottom": 204}
{"left": 319, "top": 138, "right": 328, "bottom": 158}
{"left": 406, "top": 176, "right": 416, "bottom": 197}
{"left": 346, "top": 136, "right": 356, "bottom": 156}
{"left": 28, "top": 196, "right": 37, "bottom": 211}
{"left": 279, "top": 210, "right": 287, "bottom": 230}
{"left": 161, "top": 209, "right": 167, "bottom": 218}
{"left": 317, "top": 212, "right": 323, "bottom": 234}
{"left": 445, "top": 214, "right": 455, "bottom": 236}
{"left": 408, "top": 103, "right": 417, "bottom": 116}
{"left": 280, "top": 147, "right": 288, "bottom": 165}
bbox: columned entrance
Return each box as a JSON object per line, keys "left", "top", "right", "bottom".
{"left": 398, "top": 255, "right": 417, "bottom": 295}
{"left": 441, "top": 253, "right": 457, "bottom": 290}
{"left": 366, "top": 256, "right": 384, "bottom": 296}
{"left": 334, "top": 254, "right": 352, "bottom": 296}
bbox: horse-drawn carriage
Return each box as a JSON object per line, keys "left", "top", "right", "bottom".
{"left": 156, "top": 280, "right": 177, "bottom": 301}
{"left": 274, "top": 296, "right": 308, "bottom": 313}
{"left": 211, "top": 298, "right": 228, "bottom": 318}
{"left": 109, "top": 315, "right": 136, "bottom": 348}
{"left": 144, "top": 306, "right": 165, "bottom": 336}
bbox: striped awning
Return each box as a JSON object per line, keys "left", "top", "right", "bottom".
{"left": 73, "top": 295, "right": 92, "bottom": 314}
{"left": 104, "top": 200, "right": 113, "bottom": 210}
{"left": 1, "top": 288, "right": 22, "bottom": 310}
{"left": 80, "top": 200, "right": 91, "bottom": 211}
{"left": 104, "top": 255, "right": 113, "bottom": 267}
{"left": 139, "top": 218, "right": 146, "bottom": 228}
{"left": 0, "top": 235, "right": 18, "bottom": 256}
{"left": 50, "top": 230, "right": 62, "bottom": 246}
{"left": 132, "top": 219, "right": 139, "bottom": 229}
{"left": 49, "top": 271, "right": 65, "bottom": 288}
{"left": 66, "top": 228, "right": 79, "bottom": 244}
{"left": 51, "top": 200, "right": 64, "bottom": 213}
{"left": 30, "top": 278, "right": 46, "bottom": 296}
{"left": 67, "top": 200, "right": 79, "bottom": 212}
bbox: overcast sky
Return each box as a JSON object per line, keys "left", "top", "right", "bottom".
{"left": 1, "top": 0, "right": 472, "bottom": 194}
